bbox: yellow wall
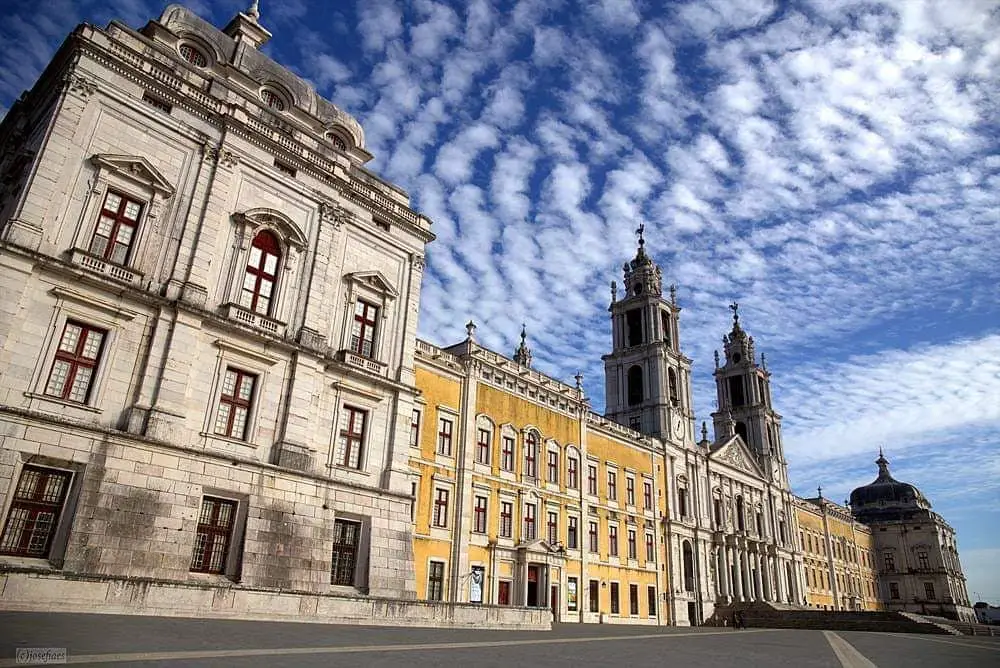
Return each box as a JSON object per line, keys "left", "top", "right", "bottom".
{"left": 796, "top": 502, "right": 880, "bottom": 611}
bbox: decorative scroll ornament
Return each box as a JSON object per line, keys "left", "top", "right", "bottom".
{"left": 723, "top": 445, "right": 750, "bottom": 472}
{"left": 64, "top": 73, "right": 98, "bottom": 98}
{"left": 318, "top": 200, "right": 350, "bottom": 229}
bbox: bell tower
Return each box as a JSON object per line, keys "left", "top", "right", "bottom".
{"left": 711, "top": 304, "right": 788, "bottom": 484}
{"left": 603, "top": 226, "right": 693, "bottom": 445}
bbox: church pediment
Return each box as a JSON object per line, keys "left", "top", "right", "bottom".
{"left": 709, "top": 435, "right": 765, "bottom": 477}
{"left": 90, "top": 154, "right": 175, "bottom": 196}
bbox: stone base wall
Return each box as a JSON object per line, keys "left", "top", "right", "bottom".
{"left": 0, "top": 570, "right": 552, "bottom": 630}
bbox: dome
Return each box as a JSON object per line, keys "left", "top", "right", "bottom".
{"left": 849, "top": 451, "right": 930, "bottom": 511}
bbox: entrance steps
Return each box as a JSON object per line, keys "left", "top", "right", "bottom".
{"left": 705, "top": 602, "right": 953, "bottom": 634}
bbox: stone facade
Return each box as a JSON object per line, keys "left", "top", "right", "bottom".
{"left": 0, "top": 4, "right": 444, "bottom": 617}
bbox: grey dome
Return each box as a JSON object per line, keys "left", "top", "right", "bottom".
{"left": 850, "top": 452, "right": 930, "bottom": 513}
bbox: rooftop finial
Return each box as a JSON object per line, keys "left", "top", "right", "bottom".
{"left": 701, "top": 421, "right": 708, "bottom": 443}
{"left": 465, "top": 320, "right": 476, "bottom": 342}
{"left": 574, "top": 372, "right": 583, "bottom": 391}
{"left": 876, "top": 447, "right": 890, "bottom": 477}
{"left": 610, "top": 280, "right": 617, "bottom": 303}
{"left": 730, "top": 301, "right": 740, "bottom": 327}
{"left": 248, "top": 0, "right": 260, "bottom": 20}
{"left": 817, "top": 485, "right": 824, "bottom": 499}
{"left": 669, "top": 283, "right": 677, "bottom": 305}
{"left": 636, "top": 222, "right": 645, "bottom": 249}
{"left": 513, "top": 323, "right": 532, "bottom": 368}
{"left": 761, "top": 352, "right": 767, "bottom": 371}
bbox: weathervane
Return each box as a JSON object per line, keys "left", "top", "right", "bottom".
{"left": 729, "top": 302, "right": 740, "bottom": 326}
{"left": 636, "top": 223, "right": 645, "bottom": 248}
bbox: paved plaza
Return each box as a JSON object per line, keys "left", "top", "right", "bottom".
{"left": 1, "top": 613, "right": 998, "bottom": 667}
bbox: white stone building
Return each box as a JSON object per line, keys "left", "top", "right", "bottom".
{"left": 602, "top": 232, "right": 805, "bottom": 625}
{"left": 0, "top": 3, "right": 434, "bottom": 613}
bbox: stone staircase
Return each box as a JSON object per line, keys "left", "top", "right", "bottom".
{"left": 902, "top": 612, "right": 999, "bottom": 637}
{"left": 706, "top": 602, "right": 953, "bottom": 634}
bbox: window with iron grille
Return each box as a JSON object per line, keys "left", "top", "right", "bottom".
{"left": 547, "top": 450, "right": 558, "bottom": 483}
{"left": 629, "top": 584, "right": 639, "bottom": 615}
{"left": 523, "top": 503, "right": 536, "bottom": 540}
{"left": 351, "top": 300, "right": 378, "bottom": 358}
{"left": 567, "top": 516, "right": 578, "bottom": 549}
{"left": 500, "top": 501, "right": 513, "bottom": 538}
{"left": 587, "top": 465, "right": 598, "bottom": 495}
{"left": 501, "top": 436, "right": 514, "bottom": 471}
{"left": 45, "top": 321, "right": 106, "bottom": 404}
{"left": 409, "top": 409, "right": 420, "bottom": 447}
{"left": 214, "top": 367, "right": 256, "bottom": 440}
{"left": 476, "top": 428, "right": 491, "bottom": 465}
{"left": 924, "top": 582, "right": 936, "bottom": 600}
{"left": 473, "top": 496, "right": 488, "bottom": 534}
{"left": 330, "top": 519, "right": 361, "bottom": 586}
{"left": 90, "top": 190, "right": 143, "bottom": 265}
{"left": 627, "top": 529, "right": 637, "bottom": 559}
{"left": 643, "top": 480, "right": 653, "bottom": 510}
{"left": 0, "top": 466, "right": 71, "bottom": 558}
{"left": 588, "top": 521, "right": 598, "bottom": 553}
{"left": 645, "top": 533, "right": 655, "bottom": 562}
{"left": 609, "top": 524, "right": 619, "bottom": 557}
{"left": 437, "top": 417, "right": 453, "bottom": 456}
{"left": 427, "top": 560, "right": 445, "bottom": 601}
{"left": 626, "top": 476, "right": 635, "bottom": 505}
{"left": 240, "top": 230, "right": 281, "bottom": 316}
{"left": 524, "top": 433, "right": 538, "bottom": 478}
{"left": 335, "top": 406, "right": 366, "bottom": 469}
{"left": 190, "top": 496, "right": 237, "bottom": 574}
{"left": 433, "top": 489, "right": 449, "bottom": 528}
{"left": 547, "top": 511, "right": 558, "bottom": 544}
{"left": 607, "top": 470, "right": 617, "bottom": 501}
{"left": 567, "top": 457, "right": 578, "bottom": 489}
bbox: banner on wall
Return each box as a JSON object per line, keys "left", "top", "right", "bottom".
{"left": 470, "top": 566, "right": 484, "bottom": 603}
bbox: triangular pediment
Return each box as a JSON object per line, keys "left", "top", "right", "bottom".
{"left": 345, "top": 271, "right": 398, "bottom": 299}
{"left": 91, "top": 154, "right": 175, "bottom": 196}
{"left": 709, "top": 435, "right": 765, "bottom": 477}
{"left": 516, "top": 538, "right": 564, "bottom": 555}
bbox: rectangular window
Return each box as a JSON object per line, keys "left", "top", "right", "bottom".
{"left": 679, "top": 488, "right": 688, "bottom": 518}
{"left": 90, "top": 190, "right": 143, "bottom": 265}
{"left": 473, "top": 496, "right": 488, "bottom": 534}
{"left": 889, "top": 582, "right": 900, "bottom": 599}
{"left": 567, "top": 457, "right": 578, "bottom": 489}
{"left": 627, "top": 529, "right": 637, "bottom": 559}
{"left": 523, "top": 503, "right": 536, "bottom": 540}
{"left": 626, "top": 477, "right": 635, "bottom": 506}
{"left": 588, "top": 521, "right": 598, "bottom": 553}
{"left": 335, "top": 406, "right": 366, "bottom": 469}
{"left": 45, "top": 321, "right": 106, "bottom": 404}
{"left": 433, "top": 489, "right": 449, "bottom": 528}
{"left": 410, "top": 409, "right": 420, "bottom": 448}
{"left": 643, "top": 481, "right": 653, "bottom": 510}
{"left": 884, "top": 552, "right": 895, "bottom": 572}
{"left": 0, "top": 466, "right": 71, "bottom": 558}
{"left": 610, "top": 582, "right": 620, "bottom": 614}
{"left": 589, "top": 579, "right": 600, "bottom": 613}
{"left": 567, "top": 576, "right": 578, "bottom": 611}
{"left": 428, "top": 561, "right": 445, "bottom": 601}
{"left": 924, "top": 582, "right": 936, "bottom": 600}
{"left": 498, "top": 580, "right": 511, "bottom": 605}
{"left": 645, "top": 533, "right": 654, "bottom": 562}
{"left": 547, "top": 450, "right": 559, "bottom": 484}
{"left": 918, "top": 551, "right": 930, "bottom": 570}
{"left": 629, "top": 584, "right": 639, "bottom": 615}
{"left": 190, "top": 497, "right": 237, "bottom": 574}
{"left": 647, "top": 585, "right": 657, "bottom": 617}
{"left": 567, "top": 516, "right": 578, "bottom": 549}
{"left": 607, "top": 471, "right": 617, "bottom": 501}
{"left": 330, "top": 519, "right": 361, "bottom": 586}
{"left": 214, "top": 367, "right": 256, "bottom": 440}
{"left": 437, "top": 417, "right": 453, "bottom": 456}
{"left": 524, "top": 434, "right": 537, "bottom": 478}
{"left": 587, "top": 465, "right": 598, "bottom": 495}
{"left": 476, "top": 428, "right": 491, "bottom": 465}
{"left": 500, "top": 501, "right": 513, "bottom": 538}
{"left": 351, "top": 300, "right": 378, "bottom": 358}
{"left": 609, "top": 525, "right": 619, "bottom": 557}
{"left": 501, "top": 436, "right": 515, "bottom": 471}
{"left": 547, "top": 511, "right": 558, "bottom": 544}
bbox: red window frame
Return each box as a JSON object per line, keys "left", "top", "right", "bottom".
{"left": 190, "top": 496, "right": 236, "bottom": 574}
{"left": 179, "top": 43, "right": 207, "bottom": 67}
{"left": 500, "top": 501, "right": 513, "bottom": 538}
{"left": 547, "top": 451, "right": 558, "bottom": 484}
{"left": 240, "top": 230, "right": 281, "bottom": 316}
{"left": 567, "top": 516, "right": 578, "bottom": 549}
{"left": 473, "top": 496, "right": 488, "bottom": 534}
{"left": 608, "top": 471, "right": 617, "bottom": 501}
{"left": 476, "top": 428, "right": 491, "bottom": 465}
{"left": 409, "top": 409, "right": 420, "bottom": 448}
{"left": 609, "top": 525, "right": 619, "bottom": 557}
{"left": 44, "top": 320, "right": 106, "bottom": 404}
{"left": 626, "top": 477, "right": 635, "bottom": 505}
{"left": 547, "top": 511, "right": 558, "bottom": 544}
{"left": 330, "top": 519, "right": 360, "bottom": 586}
{"left": 643, "top": 481, "right": 653, "bottom": 510}
{"left": 628, "top": 529, "right": 637, "bottom": 559}
{"left": 567, "top": 457, "right": 578, "bottom": 489}
{"left": 498, "top": 580, "right": 511, "bottom": 605}
{"left": 214, "top": 367, "right": 256, "bottom": 440}
{"left": 433, "top": 489, "right": 449, "bottom": 528}
{"left": 0, "top": 466, "right": 71, "bottom": 558}
{"left": 524, "top": 433, "right": 537, "bottom": 478}
{"left": 261, "top": 89, "right": 285, "bottom": 111}
{"left": 437, "top": 418, "right": 453, "bottom": 456}
{"left": 351, "top": 300, "right": 379, "bottom": 358}
{"left": 337, "top": 406, "right": 366, "bottom": 469}
{"left": 523, "top": 503, "right": 536, "bottom": 540}
{"left": 588, "top": 465, "right": 598, "bottom": 495}
{"left": 501, "top": 437, "right": 515, "bottom": 471}
{"left": 645, "top": 533, "right": 655, "bottom": 562}
{"left": 89, "top": 190, "right": 143, "bottom": 265}
{"left": 588, "top": 521, "right": 598, "bottom": 553}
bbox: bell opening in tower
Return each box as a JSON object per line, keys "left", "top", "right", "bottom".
{"left": 626, "top": 309, "right": 643, "bottom": 347}
{"left": 728, "top": 376, "right": 745, "bottom": 407}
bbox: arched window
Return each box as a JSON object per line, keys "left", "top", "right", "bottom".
{"left": 735, "top": 496, "right": 745, "bottom": 531}
{"left": 240, "top": 230, "right": 281, "bottom": 316}
{"left": 735, "top": 421, "right": 748, "bottom": 445}
{"left": 627, "top": 365, "right": 643, "bottom": 406}
{"left": 179, "top": 43, "right": 208, "bottom": 67}
{"left": 682, "top": 541, "right": 694, "bottom": 591}
{"left": 261, "top": 89, "right": 286, "bottom": 111}
{"left": 668, "top": 368, "right": 678, "bottom": 406}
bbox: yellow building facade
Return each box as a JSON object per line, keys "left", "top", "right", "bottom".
{"left": 795, "top": 496, "right": 881, "bottom": 611}
{"left": 410, "top": 332, "right": 669, "bottom": 624}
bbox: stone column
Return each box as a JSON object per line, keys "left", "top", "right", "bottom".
{"left": 741, "top": 549, "right": 753, "bottom": 602}
{"left": 733, "top": 549, "right": 744, "bottom": 601}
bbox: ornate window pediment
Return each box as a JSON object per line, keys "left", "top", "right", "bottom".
{"left": 344, "top": 271, "right": 398, "bottom": 300}
{"left": 90, "top": 154, "right": 174, "bottom": 197}
{"left": 233, "top": 208, "right": 307, "bottom": 250}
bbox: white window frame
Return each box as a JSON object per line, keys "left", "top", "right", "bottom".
{"left": 201, "top": 339, "right": 279, "bottom": 448}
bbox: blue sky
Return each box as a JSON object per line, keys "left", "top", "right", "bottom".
{"left": 1, "top": 0, "right": 998, "bottom": 602}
